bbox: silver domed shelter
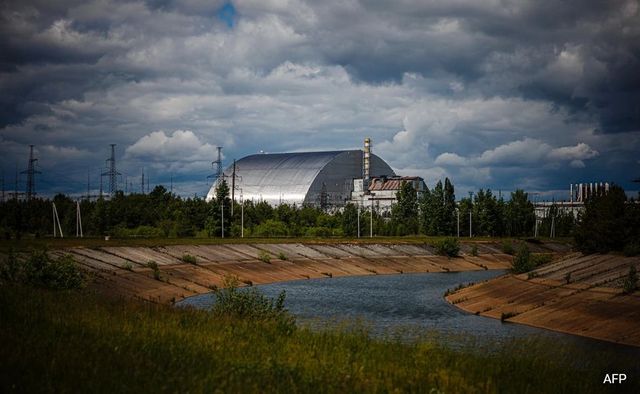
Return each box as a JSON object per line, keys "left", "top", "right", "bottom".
{"left": 206, "top": 150, "right": 395, "bottom": 207}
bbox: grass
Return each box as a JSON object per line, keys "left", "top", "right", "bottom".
{"left": 0, "top": 235, "right": 574, "bottom": 252}
{"left": 1, "top": 285, "right": 635, "bottom": 393}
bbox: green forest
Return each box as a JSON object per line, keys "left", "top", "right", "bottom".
{"left": 1, "top": 178, "right": 638, "bottom": 253}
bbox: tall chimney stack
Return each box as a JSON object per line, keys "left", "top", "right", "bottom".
{"left": 363, "top": 137, "right": 371, "bottom": 187}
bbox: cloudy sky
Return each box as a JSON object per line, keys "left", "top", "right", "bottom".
{"left": 1, "top": 0, "right": 639, "bottom": 199}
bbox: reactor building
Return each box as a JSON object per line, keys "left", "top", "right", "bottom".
{"left": 206, "top": 139, "right": 399, "bottom": 207}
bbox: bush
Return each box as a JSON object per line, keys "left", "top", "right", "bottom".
{"left": 531, "top": 254, "right": 553, "bottom": 267}
{"left": 501, "top": 240, "right": 515, "bottom": 255}
{"left": 181, "top": 254, "right": 197, "bottom": 264}
{"left": 435, "top": 238, "right": 460, "bottom": 257}
{"left": 252, "top": 220, "right": 288, "bottom": 237}
{"left": 304, "top": 226, "right": 333, "bottom": 237}
{"left": 112, "top": 225, "right": 164, "bottom": 238}
{"left": 623, "top": 241, "right": 640, "bottom": 257}
{"left": 211, "top": 275, "right": 295, "bottom": 334}
{"left": 147, "top": 261, "right": 161, "bottom": 280}
{"left": 277, "top": 252, "right": 288, "bottom": 261}
{"left": 3, "top": 249, "right": 85, "bottom": 290}
{"left": 470, "top": 244, "right": 479, "bottom": 257}
{"left": 512, "top": 244, "right": 533, "bottom": 274}
{"left": 623, "top": 265, "right": 638, "bottom": 294}
{"left": 258, "top": 251, "right": 271, "bottom": 264}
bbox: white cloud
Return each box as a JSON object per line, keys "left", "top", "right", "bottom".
{"left": 434, "top": 152, "right": 467, "bottom": 166}
{"left": 125, "top": 130, "right": 221, "bottom": 170}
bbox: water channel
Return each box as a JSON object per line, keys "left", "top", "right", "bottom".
{"left": 179, "top": 270, "right": 639, "bottom": 370}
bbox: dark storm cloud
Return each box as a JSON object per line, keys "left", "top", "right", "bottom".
{"left": 0, "top": 0, "right": 638, "bottom": 197}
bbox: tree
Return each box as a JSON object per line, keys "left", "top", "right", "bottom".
{"left": 506, "top": 190, "right": 535, "bottom": 237}
{"left": 391, "top": 181, "right": 419, "bottom": 235}
{"left": 574, "top": 185, "right": 627, "bottom": 253}
{"left": 341, "top": 203, "right": 359, "bottom": 237}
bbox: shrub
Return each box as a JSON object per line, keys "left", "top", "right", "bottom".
{"left": 258, "top": 251, "right": 271, "bottom": 264}
{"left": 623, "top": 265, "right": 638, "bottom": 294}
{"left": 470, "top": 244, "right": 479, "bottom": 257}
{"left": 501, "top": 240, "right": 515, "bottom": 255}
{"left": 501, "top": 312, "right": 517, "bottom": 322}
{"left": 5, "top": 250, "right": 85, "bottom": 290}
{"left": 512, "top": 244, "right": 533, "bottom": 274}
{"left": 181, "top": 254, "right": 197, "bottom": 264}
{"left": 0, "top": 248, "right": 21, "bottom": 282}
{"left": 531, "top": 254, "right": 553, "bottom": 267}
{"left": 252, "top": 220, "right": 288, "bottom": 237}
{"left": 304, "top": 226, "right": 332, "bottom": 237}
{"left": 147, "top": 261, "right": 161, "bottom": 280}
{"left": 277, "top": 252, "right": 288, "bottom": 261}
{"left": 122, "top": 262, "right": 133, "bottom": 271}
{"left": 564, "top": 272, "right": 571, "bottom": 284}
{"left": 211, "top": 275, "right": 295, "bottom": 334}
{"left": 623, "top": 241, "right": 640, "bottom": 257}
{"left": 435, "top": 237, "right": 460, "bottom": 257}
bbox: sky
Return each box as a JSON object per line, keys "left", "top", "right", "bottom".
{"left": 1, "top": 0, "right": 639, "bottom": 200}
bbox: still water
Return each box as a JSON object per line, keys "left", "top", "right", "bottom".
{"left": 180, "top": 270, "right": 639, "bottom": 362}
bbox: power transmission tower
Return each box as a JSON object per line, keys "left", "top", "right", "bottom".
{"left": 208, "top": 147, "right": 224, "bottom": 183}
{"left": 76, "top": 201, "right": 83, "bottom": 237}
{"left": 101, "top": 144, "right": 121, "bottom": 195}
{"left": 21, "top": 145, "right": 41, "bottom": 199}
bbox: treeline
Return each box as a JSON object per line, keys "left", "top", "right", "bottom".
{"left": 574, "top": 185, "right": 640, "bottom": 255}
{"left": 1, "top": 178, "right": 574, "bottom": 239}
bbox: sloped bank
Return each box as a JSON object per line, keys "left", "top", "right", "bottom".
{"left": 46, "top": 240, "right": 566, "bottom": 304}
{"left": 445, "top": 253, "right": 640, "bottom": 347}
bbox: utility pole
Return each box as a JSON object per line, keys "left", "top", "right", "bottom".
{"left": 357, "top": 201, "right": 361, "bottom": 238}
{"left": 221, "top": 200, "right": 224, "bottom": 238}
{"left": 52, "top": 202, "right": 63, "bottom": 238}
{"left": 101, "top": 144, "right": 121, "bottom": 195}
{"left": 141, "top": 168, "right": 145, "bottom": 194}
{"left": 457, "top": 208, "right": 460, "bottom": 237}
{"left": 468, "top": 191, "right": 474, "bottom": 238}
{"left": 21, "top": 145, "right": 41, "bottom": 199}
{"left": 240, "top": 190, "right": 244, "bottom": 238}
{"left": 231, "top": 159, "right": 236, "bottom": 216}
{"left": 170, "top": 174, "right": 173, "bottom": 194}
{"left": 370, "top": 195, "right": 374, "bottom": 238}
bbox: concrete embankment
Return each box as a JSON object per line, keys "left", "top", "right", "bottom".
{"left": 446, "top": 253, "right": 640, "bottom": 347}
{"left": 39, "top": 241, "right": 565, "bottom": 304}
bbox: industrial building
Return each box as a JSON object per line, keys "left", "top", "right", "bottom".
{"left": 350, "top": 176, "right": 427, "bottom": 211}
{"left": 206, "top": 139, "right": 397, "bottom": 207}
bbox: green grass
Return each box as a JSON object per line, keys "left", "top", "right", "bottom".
{"left": 0, "top": 285, "right": 634, "bottom": 393}
{"left": 0, "top": 235, "right": 574, "bottom": 253}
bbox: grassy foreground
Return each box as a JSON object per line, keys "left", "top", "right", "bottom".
{"left": 1, "top": 286, "right": 636, "bottom": 393}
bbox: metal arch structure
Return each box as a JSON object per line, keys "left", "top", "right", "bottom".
{"left": 205, "top": 150, "right": 395, "bottom": 207}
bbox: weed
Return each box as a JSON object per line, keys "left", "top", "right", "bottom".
{"left": 501, "top": 312, "right": 517, "bottom": 322}
{"left": 122, "top": 262, "right": 133, "bottom": 271}
{"left": 623, "top": 265, "right": 638, "bottom": 294}
{"left": 502, "top": 240, "right": 515, "bottom": 255}
{"left": 527, "top": 271, "right": 539, "bottom": 280}
{"left": 277, "top": 252, "right": 288, "bottom": 261}
{"left": 564, "top": 272, "right": 572, "bottom": 284}
{"left": 512, "top": 244, "right": 533, "bottom": 273}
{"left": 470, "top": 244, "right": 479, "bottom": 257}
{"left": 435, "top": 237, "right": 460, "bottom": 257}
{"left": 1, "top": 249, "right": 84, "bottom": 290}
{"left": 258, "top": 250, "right": 271, "bottom": 264}
{"left": 147, "top": 260, "right": 161, "bottom": 280}
{"left": 181, "top": 254, "right": 197, "bottom": 264}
